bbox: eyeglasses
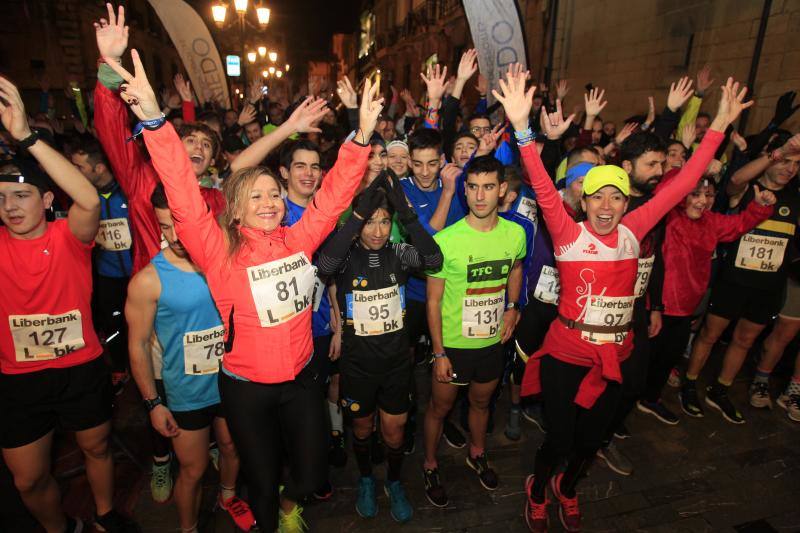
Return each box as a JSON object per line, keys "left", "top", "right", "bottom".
{"left": 470, "top": 126, "right": 492, "bottom": 135}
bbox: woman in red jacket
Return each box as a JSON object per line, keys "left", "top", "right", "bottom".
{"left": 105, "top": 50, "right": 384, "bottom": 532}
{"left": 637, "top": 178, "right": 774, "bottom": 425}
{"left": 493, "top": 67, "right": 751, "bottom": 532}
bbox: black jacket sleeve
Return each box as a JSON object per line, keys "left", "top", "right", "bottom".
{"left": 317, "top": 214, "right": 361, "bottom": 276}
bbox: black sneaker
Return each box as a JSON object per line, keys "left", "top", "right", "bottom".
{"left": 422, "top": 467, "right": 448, "bottom": 507}
{"left": 442, "top": 419, "right": 466, "bottom": 449}
{"left": 466, "top": 453, "right": 498, "bottom": 490}
{"left": 94, "top": 509, "right": 140, "bottom": 533}
{"left": 64, "top": 516, "right": 84, "bottom": 533}
{"left": 637, "top": 399, "right": 679, "bottom": 425}
{"left": 313, "top": 479, "right": 333, "bottom": 501}
{"left": 613, "top": 423, "right": 631, "bottom": 440}
{"left": 370, "top": 431, "right": 385, "bottom": 465}
{"left": 705, "top": 385, "right": 745, "bottom": 424}
{"left": 679, "top": 383, "right": 704, "bottom": 418}
{"left": 329, "top": 431, "right": 347, "bottom": 468}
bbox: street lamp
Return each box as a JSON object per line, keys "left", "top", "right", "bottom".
{"left": 268, "top": 51, "right": 277, "bottom": 62}
{"left": 211, "top": 2, "right": 227, "bottom": 25}
{"left": 256, "top": 6, "right": 271, "bottom": 25}
{"left": 268, "top": 66, "right": 275, "bottom": 74}
{"left": 247, "top": 51, "right": 257, "bottom": 62}
{"left": 276, "top": 70, "right": 282, "bottom": 78}
{"left": 233, "top": 0, "right": 248, "bottom": 14}
{"left": 258, "top": 46, "right": 267, "bottom": 58}
{"left": 285, "top": 64, "right": 290, "bottom": 72}
{"left": 262, "top": 70, "right": 269, "bottom": 78}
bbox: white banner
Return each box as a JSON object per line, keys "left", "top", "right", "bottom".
{"left": 463, "top": 0, "right": 528, "bottom": 106}
{"left": 147, "top": 0, "right": 230, "bottom": 109}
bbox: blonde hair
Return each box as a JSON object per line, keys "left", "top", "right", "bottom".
{"left": 220, "top": 166, "right": 282, "bottom": 258}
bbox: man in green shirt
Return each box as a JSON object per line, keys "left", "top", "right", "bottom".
{"left": 422, "top": 156, "right": 525, "bottom": 507}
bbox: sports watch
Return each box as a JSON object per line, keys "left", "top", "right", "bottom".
{"left": 143, "top": 395, "right": 163, "bottom": 412}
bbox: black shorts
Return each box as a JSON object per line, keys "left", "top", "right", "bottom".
{"left": 0, "top": 356, "right": 112, "bottom": 449}
{"left": 172, "top": 403, "right": 224, "bottom": 431}
{"left": 405, "top": 299, "right": 429, "bottom": 344}
{"left": 447, "top": 343, "right": 505, "bottom": 386}
{"left": 339, "top": 361, "right": 412, "bottom": 418}
{"left": 708, "top": 277, "right": 784, "bottom": 325}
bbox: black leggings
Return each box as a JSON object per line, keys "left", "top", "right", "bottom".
{"left": 643, "top": 315, "right": 693, "bottom": 403}
{"left": 220, "top": 366, "right": 327, "bottom": 531}
{"left": 532, "top": 356, "right": 622, "bottom": 499}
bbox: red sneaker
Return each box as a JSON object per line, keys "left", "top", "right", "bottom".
{"left": 218, "top": 494, "right": 255, "bottom": 531}
{"left": 550, "top": 473, "right": 580, "bottom": 532}
{"left": 524, "top": 474, "right": 549, "bottom": 532}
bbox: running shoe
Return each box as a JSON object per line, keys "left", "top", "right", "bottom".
{"left": 705, "top": 385, "right": 745, "bottom": 424}
{"left": 749, "top": 381, "right": 772, "bottom": 409}
{"left": 94, "top": 510, "right": 140, "bottom": 533}
{"left": 679, "top": 383, "right": 705, "bottom": 418}
{"left": 504, "top": 407, "right": 522, "bottom": 441}
{"left": 208, "top": 444, "right": 220, "bottom": 472}
{"left": 777, "top": 394, "right": 800, "bottom": 422}
{"left": 667, "top": 367, "right": 682, "bottom": 388}
{"left": 218, "top": 494, "right": 255, "bottom": 531}
{"left": 524, "top": 474, "right": 548, "bottom": 533}
{"left": 637, "top": 399, "right": 679, "bottom": 425}
{"left": 613, "top": 423, "right": 631, "bottom": 440}
{"left": 370, "top": 431, "right": 385, "bottom": 465}
{"left": 384, "top": 480, "right": 413, "bottom": 523}
{"left": 596, "top": 441, "right": 633, "bottom": 476}
{"left": 355, "top": 476, "right": 377, "bottom": 518}
{"left": 65, "top": 516, "right": 84, "bottom": 533}
{"left": 313, "top": 479, "right": 333, "bottom": 501}
{"left": 150, "top": 458, "right": 173, "bottom": 503}
{"left": 521, "top": 403, "right": 546, "bottom": 433}
{"left": 442, "top": 419, "right": 466, "bottom": 449}
{"left": 277, "top": 504, "right": 308, "bottom": 533}
{"left": 422, "top": 467, "right": 448, "bottom": 507}
{"left": 466, "top": 453, "right": 499, "bottom": 490}
{"left": 328, "top": 430, "right": 347, "bottom": 468}
{"left": 550, "top": 473, "right": 580, "bottom": 533}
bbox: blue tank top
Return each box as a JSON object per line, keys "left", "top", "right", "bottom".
{"left": 152, "top": 252, "right": 223, "bottom": 412}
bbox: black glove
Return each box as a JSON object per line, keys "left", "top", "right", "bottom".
{"left": 771, "top": 91, "right": 799, "bottom": 127}
{"left": 383, "top": 168, "right": 417, "bottom": 224}
{"left": 353, "top": 173, "right": 388, "bottom": 221}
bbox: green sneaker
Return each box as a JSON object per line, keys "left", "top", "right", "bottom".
{"left": 150, "top": 459, "right": 172, "bottom": 503}
{"left": 278, "top": 504, "right": 308, "bottom": 533}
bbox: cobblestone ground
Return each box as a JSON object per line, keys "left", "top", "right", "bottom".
{"left": 3, "top": 347, "right": 799, "bottom": 532}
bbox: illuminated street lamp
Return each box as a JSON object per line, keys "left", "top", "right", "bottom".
{"left": 256, "top": 6, "right": 271, "bottom": 25}
{"left": 276, "top": 70, "right": 283, "bottom": 78}
{"left": 211, "top": 2, "right": 227, "bottom": 25}
{"left": 285, "top": 64, "right": 290, "bottom": 72}
{"left": 262, "top": 70, "right": 269, "bottom": 78}
{"left": 233, "top": 0, "right": 248, "bottom": 14}
{"left": 268, "top": 66, "right": 275, "bottom": 74}
{"left": 258, "top": 46, "right": 267, "bottom": 58}
{"left": 268, "top": 51, "right": 277, "bottom": 62}
{"left": 247, "top": 51, "right": 257, "bottom": 63}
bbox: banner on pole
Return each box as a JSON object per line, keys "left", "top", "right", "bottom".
{"left": 463, "top": 0, "right": 528, "bottom": 106}
{"left": 147, "top": 0, "right": 230, "bottom": 108}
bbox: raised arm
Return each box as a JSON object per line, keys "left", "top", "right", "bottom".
{"left": 624, "top": 77, "right": 752, "bottom": 240}
{"left": 714, "top": 186, "right": 775, "bottom": 242}
{"left": 0, "top": 76, "right": 100, "bottom": 243}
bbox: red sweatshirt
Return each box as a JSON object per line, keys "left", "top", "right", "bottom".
{"left": 519, "top": 130, "right": 724, "bottom": 407}
{"left": 94, "top": 83, "right": 225, "bottom": 274}
{"left": 142, "top": 123, "right": 368, "bottom": 383}
{"left": 662, "top": 202, "right": 772, "bottom": 316}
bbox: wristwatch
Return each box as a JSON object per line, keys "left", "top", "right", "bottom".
{"left": 432, "top": 352, "right": 448, "bottom": 359}
{"left": 17, "top": 130, "right": 40, "bottom": 149}
{"left": 506, "top": 302, "right": 520, "bottom": 311}
{"left": 143, "top": 396, "right": 163, "bottom": 412}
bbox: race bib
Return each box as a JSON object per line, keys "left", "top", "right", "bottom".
{"left": 634, "top": 256, "right": 655, "bottom": 298}
{"left": 96, "top": 218, "right": 132, "bottom": 251}
{"left": 533, "top": 265, "right": 560, "bottom": 304}
{"left": 462, "top": 293, "right": 505, "bottom": 338}
{"left": 735, "top": 234, "right": 787, "bottom": 273}
{"left": 311, "top": 276, "right": 324, "bottom": 313}
{"left": 580, "top": 295, "right": 634, "bottom": 345}
{"left": 9, "top": 310, "right": 86, "bottom": 362}
{"left": 247, "top": 252, "right": 317, "bottom": 327}
{"left": 352, "top": 285, "right": 403, "bottom": 336}
{"left": 183, "top": 325, "right": 225, "bottom": 375}
{"left": 516, "top": 196, "right": 538, "bottom": 223}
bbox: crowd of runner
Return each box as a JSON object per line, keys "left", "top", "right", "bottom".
{"left": 1, "top": 4, "right": 799, "bottom": 532}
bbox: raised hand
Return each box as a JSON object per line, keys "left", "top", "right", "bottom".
{"left": 440, "top": 163, "right": 461, "bottom": 193}
{"left": 237, "top": 104, "right": 256, "bottom": 126}
{"left": 772, "top": 90, "right": 799, "bottom": 126}
{"left": 420, "top": 63, "right": 448, "bottom": 107}
{"left": 730, "top": 130, "right": 748, "bottom": 152}
{"left": 753, "top": 184, "right": 776, "bottom": 206}
{"left": 540, "top": 99, "right": 576, "bottom": 141}
{"left": 358, "top": 77, "right": 385, "bottom": 141}
{"left": 248, "top": 80, "right": 265, "bottom": 104}
{"left": 711, "top": 77, "right": 753, "bottom": 131}
{"left": 456, "top": 49, "right": 478, "bottom": 82}
{"left": 681, "top": 122, "right": 696, "bottom": 148}
{"left": 336, "top": 76, "right": 358, "bottom": 109}
{"left": 94, "top": 3, "right": 129, "bottom": 63}
{"left": 492, "top": 63, "right": 535, "bottom": 132}
{"left": 476, "top": 123, "right": 505, "bottom": 156}
{"left": 696, "top": 64, "right": 714, "bottom": 96}
{"left": 615, "top": 122, "right": 638, "bottom": 145}
{"left": 0, "top": 77, "right": 33, "bottom": 141}
{"left": 475, "top": 73, "right": 488, "bottom": 96}
{"left": 286, "top": 96, "right": 329, "bottom": 133}
{"left": 584, "top": 87, "right": 607, "bottom": 118}
{"left": 667, "top": 76, "right": 694, "bottom": 112}
{"left": 772, "top": 133, "right": 800, "bottom": 160}
{"left": 104, "top": 49, "right": 161, "bottom": 121}
{"left": 174, "top": 73, "right": 192, "bottom": 102}
{"left": 399, "top": 89, "right": 419, "bottom": 116}
{"left": 555, "top": 79, "right": 570, "bottom": 101}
